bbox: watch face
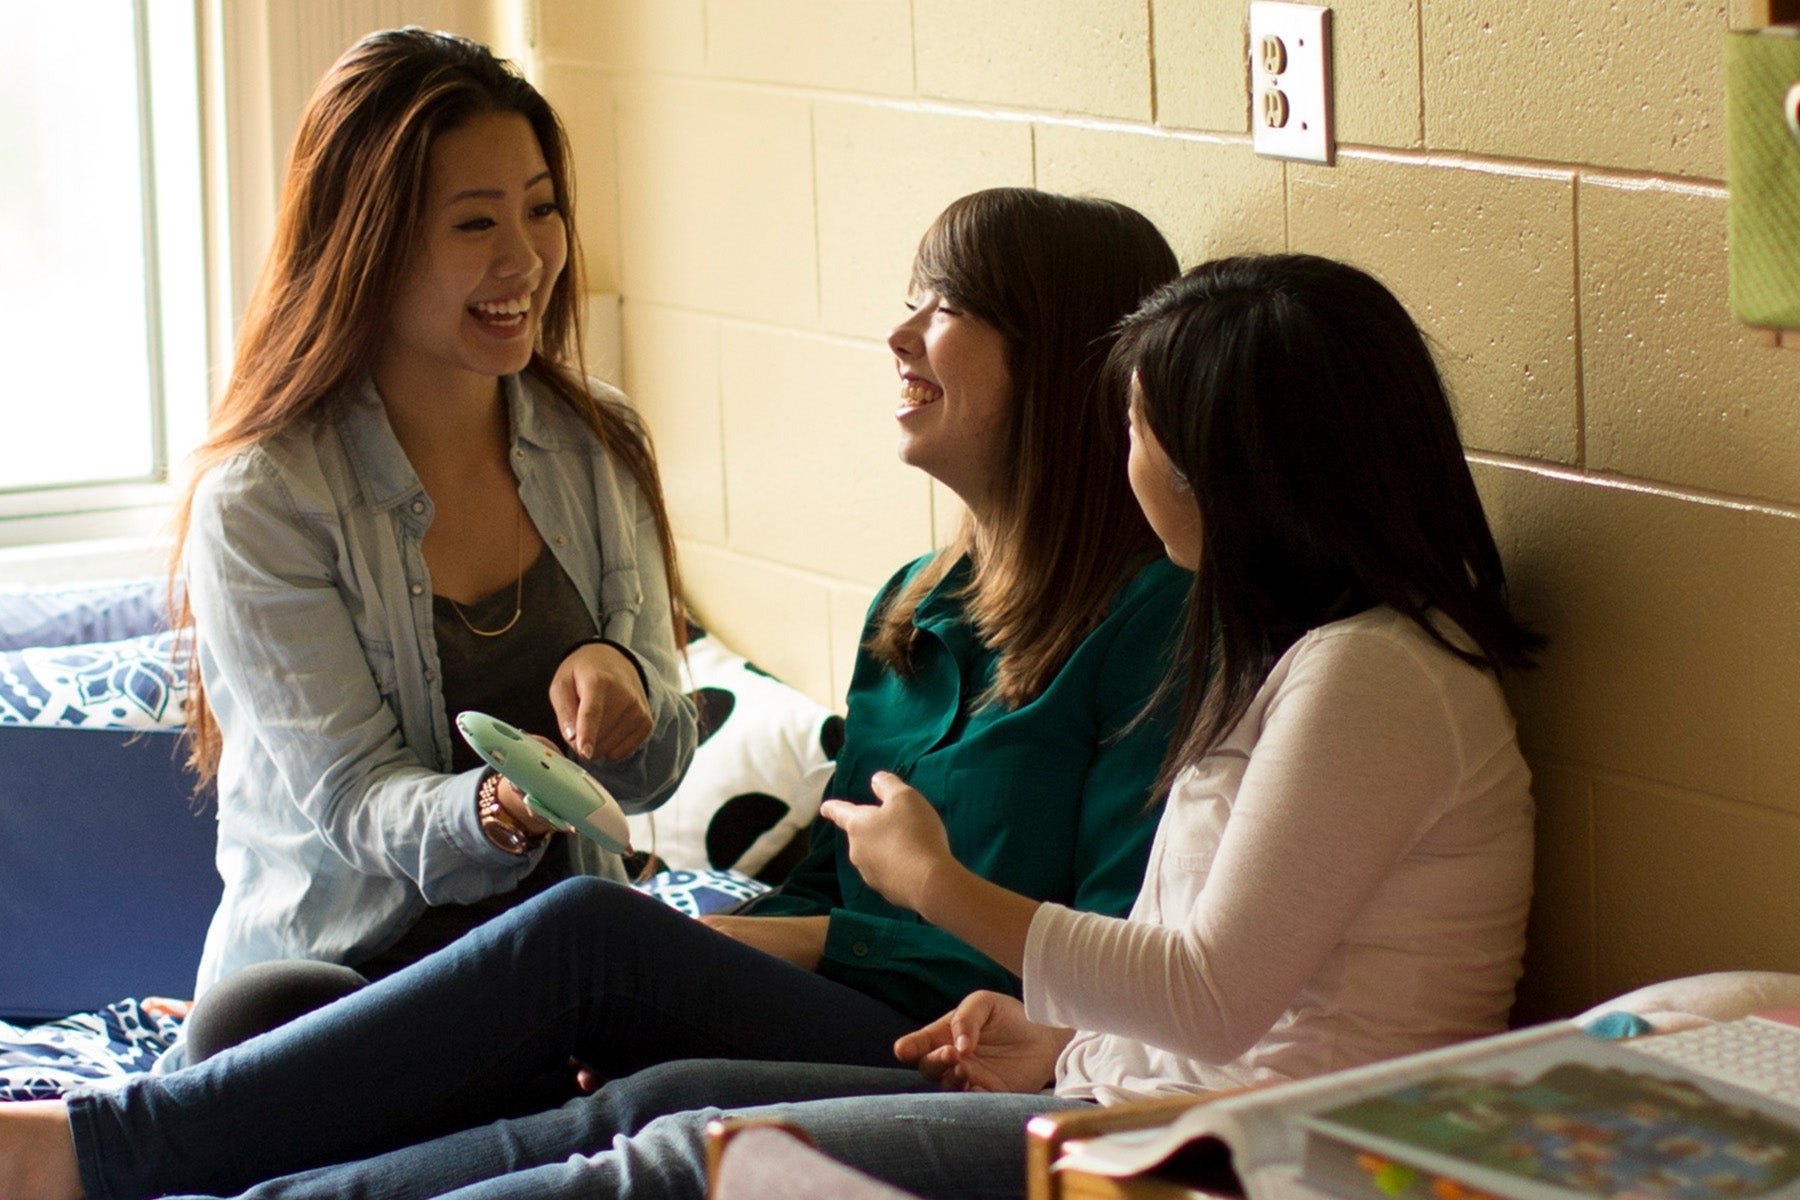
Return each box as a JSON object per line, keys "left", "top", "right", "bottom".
{"left": 484, "top": 813, "right": 527, "bottom": 854}
{"left": 479, "top": 775, "right": 528, "bottom": 854}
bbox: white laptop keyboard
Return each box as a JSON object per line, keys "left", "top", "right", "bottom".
{"left": 1626, "top": 1013, "right": 1800, "bottom": 1106}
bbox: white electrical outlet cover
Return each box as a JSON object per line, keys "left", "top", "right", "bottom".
{"left": 1249, "top": 1, "right": 1333, "bottom": 165}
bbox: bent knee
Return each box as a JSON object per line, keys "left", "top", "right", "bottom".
{"left": 538, "top": 874, "right": 642, "bottom": 916}
{"left": 184, "top": 959, "right": 369, "bottom": 1063}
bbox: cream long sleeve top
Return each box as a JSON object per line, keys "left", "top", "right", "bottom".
{"left": 1027, "top": 606, "right": 1534, "bottom": 1104}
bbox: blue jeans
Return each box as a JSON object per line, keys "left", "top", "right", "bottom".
{"left": 68, "top": 878, "right": 923, "bottom": 1200}
{"left": 158, "top": 1060, "right": 1086, "bottom": 1200}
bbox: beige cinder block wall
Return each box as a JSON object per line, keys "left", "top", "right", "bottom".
{"left": 535, "top": 0, "right": 1800, "bottom": 1021}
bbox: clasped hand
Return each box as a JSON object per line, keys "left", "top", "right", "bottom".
{"left": 551, "top": 641, "right": 652, "bottom": 761}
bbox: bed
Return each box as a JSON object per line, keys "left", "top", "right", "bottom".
{"left": 0, "top": 579, "right": 840, "bottom": 1099}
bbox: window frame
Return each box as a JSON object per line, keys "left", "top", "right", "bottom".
{"left": 0, "top": 0, "right": 209, "bottom": 553}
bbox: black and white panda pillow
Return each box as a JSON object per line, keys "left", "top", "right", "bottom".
{"left": 627, "top": 627, "right": 844, "bottom": 885}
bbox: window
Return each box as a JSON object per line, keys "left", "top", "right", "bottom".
{"left": 0, "top": 1, "right": 206, "bottom": 549}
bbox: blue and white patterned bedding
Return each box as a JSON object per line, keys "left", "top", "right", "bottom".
{"left": 0, "top": 998, "right": 189, "bottom": 1101}
{"left": 633, "top": 866, "right": 770, "bottom": 918}
{"left": 0, "top": 629, "right": 187, "bottom": 728}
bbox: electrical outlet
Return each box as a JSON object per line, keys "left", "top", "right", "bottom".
{"left": 1249, "top": 2, "right": 1333, "bottom": 164}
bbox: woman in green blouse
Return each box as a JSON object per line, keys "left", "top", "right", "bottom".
{"left": 710, "top": 189, "right": 1186, "bottom": 1019}
{"left": 0, "top": 188, "right": 1188, "bottom": 1196}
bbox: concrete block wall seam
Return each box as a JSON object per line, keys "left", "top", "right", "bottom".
{"left": 1469, "top": 452, "right": 1800, "bottom": 523}
{"left": 533, "top": 63, "right": 1746, "bottom": 187}
{"left": 703, "top": 0, "right": 915, "bottom": 96}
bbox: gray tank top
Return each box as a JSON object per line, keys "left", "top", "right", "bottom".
{"left": 356, "top": 546, "right": 602, "bottom": 978}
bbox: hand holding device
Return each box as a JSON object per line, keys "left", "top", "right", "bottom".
{"left": 456, "top": 710, "right": 633, "bottom": 853}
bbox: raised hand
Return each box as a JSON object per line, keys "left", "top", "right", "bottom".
{"left": 818, "top": 771, "right": 953, "bottom": 914}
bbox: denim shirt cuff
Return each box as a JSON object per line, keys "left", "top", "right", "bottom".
{"left": 562, "top": 635, "right": 652, "bottom": 697}
{"left": 442, "top": 767, "right": 538, "bottom": 868}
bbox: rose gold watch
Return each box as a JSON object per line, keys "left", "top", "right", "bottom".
{"left": 477, "top": 770, "right": 548, "bottom": 856}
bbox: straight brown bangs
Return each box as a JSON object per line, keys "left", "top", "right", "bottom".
{"left": 905, "top": 202, "right": 1022, "bottom": 344}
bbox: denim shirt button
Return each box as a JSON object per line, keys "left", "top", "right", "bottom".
{"left": 424, "top": 668, "right": 436, "bottom": 682}
{"left": 513, "top": 448, "right": 525, "bottom": 459}
{"left": 851, "top": 941, "right": 870, "bottom": 958}
{"left": 410, "top": 500, "right": 425, "bottom": 514}
{"left": 410, "top": 583, "right": 423, "bottom": 596}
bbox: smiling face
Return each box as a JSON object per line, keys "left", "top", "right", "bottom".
{"left": 886, "top": 290, "right": 1014, "bottom": 515}
{"left": 1127, "top": 377, "right": 1203, "bottom": 570}
{"left": 377, "top": 110, "right": 568, "bottom": 402}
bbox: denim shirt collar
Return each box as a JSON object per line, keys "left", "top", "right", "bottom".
{"left": 335, "top": 374, "right": 568, "bottom": 514}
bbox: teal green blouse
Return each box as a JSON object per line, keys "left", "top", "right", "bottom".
{"left": 742, "top": 553, "right": 1187, "bottom": 1022}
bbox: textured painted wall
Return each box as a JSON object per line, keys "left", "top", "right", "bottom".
{"left": 537, "top": 0, "right": 1800, "bottom": 1018}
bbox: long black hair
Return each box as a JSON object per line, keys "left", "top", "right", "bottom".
{"left": 1111, "top": 253, "right": 1542, "bottom": 786}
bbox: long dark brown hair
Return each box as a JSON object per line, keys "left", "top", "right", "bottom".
{"left": 1112, "top": 254, "right": 1542, "bottom": 791}
{"left": 170, "top": 28, "right": 682, "bottom": 781}
{"left": 869, "top": 189, "right": 1180, "bottom": 707}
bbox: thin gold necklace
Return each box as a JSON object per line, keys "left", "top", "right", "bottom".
{"left": 447, "top": 505, "right": 525, "bottom": 638}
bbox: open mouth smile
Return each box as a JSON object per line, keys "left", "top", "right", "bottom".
{"left": 469, "top": 295, "right": 531, "bottom": 330}
{"left": 899, "top": 378, "right": 942, "bottom": 409}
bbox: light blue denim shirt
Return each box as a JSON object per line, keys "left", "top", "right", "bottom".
{"left": 184, "top": 372, "right": 696, "bottom": 994}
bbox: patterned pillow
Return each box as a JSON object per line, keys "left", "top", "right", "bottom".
{"left": 0, "top": 997, "right": 189, "bottom": 1101}
{"left": 627, "top": 629, "right": 844, "bottom": 884}
{"left": 0, "top": 630, "right": 188, "bottom": 728}
{"left": 633, "top": 867, "right": 772, "bottom": 918}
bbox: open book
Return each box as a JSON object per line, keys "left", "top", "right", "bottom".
{"left": 1054, "top": 1015, "right": 1800, "bottom": 1200}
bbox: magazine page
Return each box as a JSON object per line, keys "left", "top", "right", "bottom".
{"left": 1299, "top": 1026, "right": 1800, "bottom": 1200}
{"left": 1052, "top": 1024, "right": 1581, "bottom": 1186}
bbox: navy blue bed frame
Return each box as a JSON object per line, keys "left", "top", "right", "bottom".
{"left": 0, "top": 726, "right": 219, "bottom": 1023}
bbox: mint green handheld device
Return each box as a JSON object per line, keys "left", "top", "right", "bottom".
{"left": 455, "top": 711, "right": 632, "bottom": 853}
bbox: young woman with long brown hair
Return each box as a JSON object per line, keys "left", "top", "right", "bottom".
{"left": 164, "top": 26, "right": 697, "bottom": 1046}
{"left": 89, "top": 11, "right": 1189, "bottom": 1100}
